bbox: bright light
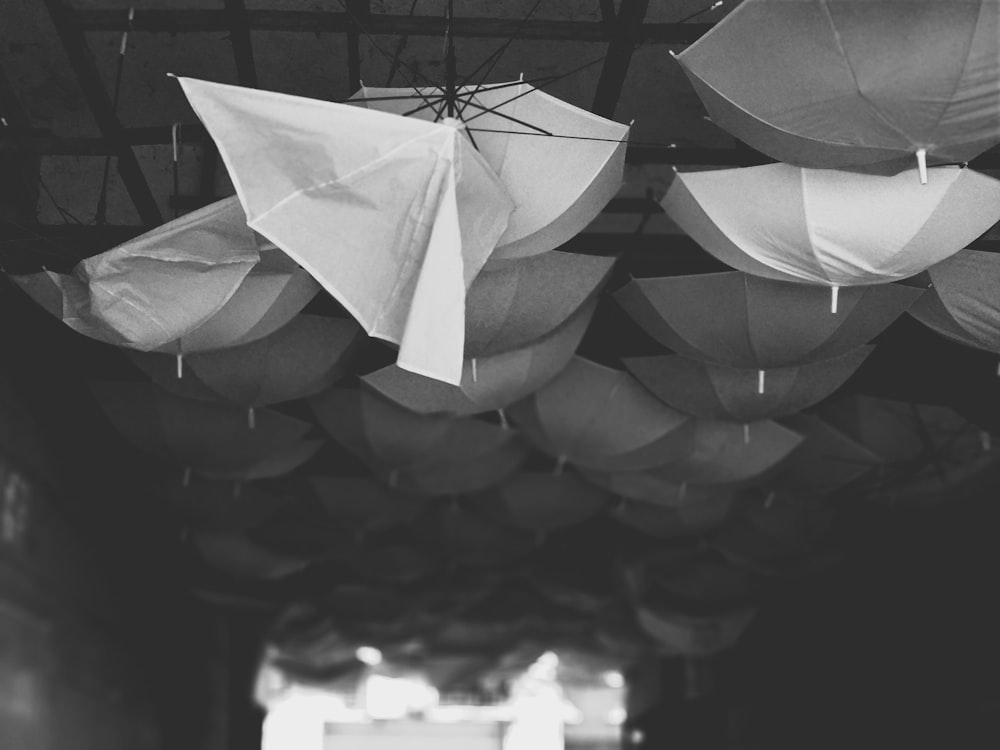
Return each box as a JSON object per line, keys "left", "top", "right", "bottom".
{"left": 629, "top": 728, "right": 646, "bottom": 745}
{"left": 363, "top": 674, "right": 439, "bottom": 720}
{"left": 606, "top": 706, "right": 627, "bottom": 725}
{"left": 355, "top": 646, "right": 383, "bottom": 666}
{"left": 602, "top": 670, "right": 625, "bottom": 689}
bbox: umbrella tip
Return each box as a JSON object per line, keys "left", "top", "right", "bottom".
{"left": 916, "top": 148, "right": 928, "bottom": 184}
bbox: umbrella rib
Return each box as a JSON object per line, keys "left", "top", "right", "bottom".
{"left": 457, "top": 97, "right": 552, "bottom": 135}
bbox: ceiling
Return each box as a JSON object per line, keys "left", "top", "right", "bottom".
{"left": 3, "top": 2, "right": 1000, "bottom": 748}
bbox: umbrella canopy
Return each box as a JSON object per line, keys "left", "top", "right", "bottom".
{"left": 663, "top": 164, "right": 1000, "bottom": 290}
{"left": 12, "top": 196, "right": 268, "bottom": 349}
{"left": 92, "top": 382, "right": 322, "bottom": 480}
{"left": 130, "top": 315, "right": 361, "bottom": 416}
{"left": 361, "top": 297, "right": 595, "bottom": 416}
{"left": 162, "top": 476, "right": 291, "bottom": 532}
{"left": 624, "top": 347, "right": 871, "bottom": 422}
{"left": 579, "top": 469, "right": 740, "bottom": 510}
{"left": 177, "top": 76, "right": 515, "bottom": 385}
{"left": 909, "top": 249, "right": 1000, "bottom": 356}
{"left": 467, "top": 470, "right": 610, "bottom": 531}
{"left": 190, "top": 530, "right": 309, "bottom": 580}
{"left": 616, "top": 272, "right": 922, "bottom": 370}
{"left": 244, "top": 497, "right": 359, "bottom": 560}
{"left": 635, "top": 549, "right": 759, "bottom": 606}
{"left": 506, "top": 357, "right": 691, "bottom": 471}
{"left": 354, "top": 82, "right": 629, "bottom": 261}
{"left": 310, "top": 388, "right": 527, "bottom": 494}
{"left": 417, "top": 505, "right": 540, "bottom": 567}
{"left": 635, "top": 604, "right": 757, "bottom": 657}
{"left": 308, "top": 476, "right": 431, "bottom": 533}
{"left": 676, "top": 0, "right": 1000, "bottom": 172}
{"left": 346, "top": 542, "right": 440, "bottom": 585}
{"left": 611, "top": 496, "right": 734, "bottom": 539}
{"left": 466, "top": 251, "right": 615, "bottom": 356}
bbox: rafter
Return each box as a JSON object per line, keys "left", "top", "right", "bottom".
{"left": 592, "top": 0, "right": 650, "bottom": 118}
{"left": 71, "top": 8, "right": 712, "bottom": 44}
{"left": 42, "top": 0, "right": 162, "bottom": 225}
{"left": 225, "top": 0, "right": 258, "bottom": 87}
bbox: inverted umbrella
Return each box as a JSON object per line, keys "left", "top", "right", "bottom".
{"left": 131, "top": 315, "right": 362, "bottom": 423}
{"left": 616, "top": 272, "right": 922, "bottom": 378}
{"left": 579, "top": 469, "right": 739, "bottom": 509}
{"left": 506, "top": 357, "right": 691, "bottom": 471}
{"left": 676, "top": 0, "right": 1000, "bottom": 174}
{"left": 624, "top": 347, "right": 871, "bottom": 422}
{"left": 308, "top": 476, "right": 431, "bottom": 533}
{"left": 467, "top": 470, "right": 610, "bottom": 531}
{"left": 354, "top": 82, "right": 629, "bottom": 261}
{"left": 466, "top": 251, "right": 615, "bottom": 356}
{"left": 92, "top": 382, "right": 322, "bottom": 480}
{"left": 909, "top": 249, "right": 1000, "bottom": 359}
{"left": 361, "top": 297, "right": 595, "bottom": 416}
{"left": 13, "top": 196, "right": 257, "bottom": 348}
{"left": 177, "top": 76, "right": 515, "bottom": 385}
{"left": 663, "top": 165, "right": 1000, "bottom": 295}
{"left": 611, "top": 496, "right": 734, "bottom": 539}
{"left": 310, "top": 388, "right": 526, "bottom": 494}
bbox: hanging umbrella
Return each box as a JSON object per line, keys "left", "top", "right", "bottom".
{"left": 177, "top": 76, "right": 516, "bottom": 385}
{"left": 162, "top": 476, "right": 291, "bottom": 532}
{"left": 310, "top": 388, "right": 527, "bottom": 495}
{"left": 616, "top": 272, "right": 922, "bottom": 378}
{"left": 416, "top": 505, "right": 540, "bottom": 567}
{"left": 818, "top": 395, "right": 1000, "bottom": 505}
{"left": 92, "top": 382, "right": 322, "bottom": 480}
{"left": 635, "top": 549, "right": 759, "bottom": 606}
{"left": 466, "top": 251, "right": 615, "bottom": 356}
{"left": 624, "top": 347, "right": 871, "bottom": 422}
{"left": 354, "top": 82, "right": 629, "bottom": 261}
{"left": 130, "top": 315, "right": 362, "bottom": 423}
{"left": 579, "top": 469, "right": 740, "bottom": 510}
{"left": 635, "top": 603, "right": 757, "bottom": 657}
{"left": 610, "top": 496, "right": 734, "bottom": 539}
{"left": 189, "top": 530, "right": 309, "bottom": 580}
{"left": 909, "top": 249, "right": 1000, "bottom": 358}
{"left": 763, "top": 414, "right": 882, "bottom": 500}
{"left": 13, "top": 196, "right": 265, "bottom": 348}
{"left": 675, "top": 0, "right": 1000, "bottom": 175}
{"left": 361, "top": 297, "right": 595, "bottom": 416}
{"left": 308, "top": 476, "right": 431, "bottom": 533}
{"left": 244, "top": 497, "right": 359, "bottom": 560}
{"left": 663, "top": 164, "right": 1000, "bottom": 296}
{"left": 506, "top": 357, "right": 691, "bottom": 471}
{"left": 467, "top": 470, "right": 610, "bottom": 531}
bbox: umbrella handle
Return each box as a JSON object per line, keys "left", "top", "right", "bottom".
{"left": 916, "top": 148, "right": 928, "bottom": 185}
{"left": 757, "top": 370, "right": 765, "bottom": 395}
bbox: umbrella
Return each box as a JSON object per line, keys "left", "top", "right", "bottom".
{"left": 635, "top": 549, "right": 759, "bottom": 605}
{"left": 417, "top": 505, "right": 540, "bottom": 567}
{"left": 624, "top": 347, "right": 872, "bottom": 422}
{"left": 663, "top": 164, "right": 1000, "bottom": 295}
{"left": 177, "top": 76, "right": 515, "bottom": 385}
{"left": 308, "top": 476, "right": 431, "bottom": 533}
{"left": 579, "top": 469, "right": 740, "bottom": 509}
{"left": 244, "top": 497, "right": 359, "bottom": 560}
{"left": 676, "top": 0, "right": 1000, "bottom": 175}
{"left": 130, "top": 315, "right": 362, "bottom": 423}
{"left": 818, "top": 395, "right": 1000, "bottom": 505}
{"left": 616, "top": 272, "right": 922, "bottom": 377}
{"left": 465, "top": 251, "right": 615, "bottom": 356}
{"left": 909, "top": 249, "right": 1000, "bottom": 359}
{"left": 360, "top": 297, "right": 595, "bottom": 416}
{"left": 309, "top": 388, "right": 527, "bottom": 494}
{"left": 162, "top": 476, "right": 291, "bottom": 532}
{"left": 506, "top": 357, "right": 691, "bottom": 471}
{"left": 346, "top": 542, "right": 440, "bottom": 585}
{"left": 635, "top": 603, "right": 757, "bottom": 657}
{"left": 189, "top": 530, "right": 309, "bottom": 580}
{"left": 611, "top": 496, "right": 734, "bottom": 539}
{"left": 13, "top": 196, "right": 265, "bottom": 348}
{"left": 92, "top": 382, "right": 322, "bottom": 480}
{"left": 353, "top": 82, "right": 629, "bottom": 261}
{"left": 467, "top": 470, "right": 610, "bottom": 531}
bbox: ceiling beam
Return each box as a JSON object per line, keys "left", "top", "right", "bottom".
{"left": 345, "top": 0, "right": 371, "bottom": 94}
{"left": 224, "top": 0, "right": 258, "bottom": 88}
{"left": 71, "top": 8, "right": 713, "bottom": 44}
{"left": 42, "top": 0, "right": 162, "bottom": 226}
{"left": 592, "top": 0, "right": 650, "bottom": 119}
{"left": 0, "top": 64, "right": 39, "bottom": 225}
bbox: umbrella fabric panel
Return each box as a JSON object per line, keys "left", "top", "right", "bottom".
{"left": 465, "top": 251, "right": 615, "bottom": 356}
{"left": 616, "top": 272, "right": 922, "bottom": 368}
{"left": 361, "top": 296, "right": 595, "bottom": 416}
{"left": 664, "top": 164, "right": 1000, "bottom": 286}
{"left": 910, "top": 249, "right": 1000, "bottom": 353}
{"left": 610, "top": 496, "right": 734, "bottom": 539}
{"left": 356, "top": 82, "right": 629, "bottom": 260}
{"left": 11, "top": 196, "right": 260, "bottom": 350}
{"left": 624, "top": 347, "right": 871, "bottom": 422}
{"left": 308, "top": 476, "right": 431, "bottom": 532}
{"left": 636, "top": 605, "right": 757, "bottom": 657}
{"left": 468, "top": 470, "right": 610, "bottom": 531}
{"left": 678, "top": 0, "right": 1000, "bottom": 168}
{"left": 163, "top": 477, "right": 291, "bottom": 532}
{"left": 579, "top": 468, "right": 739, "bottom": 509}
{"left": 178, "top": 77, "right": 514, "bottom": 385}
{"left": 191, "top": 530, "right": 309, "bottom": 579}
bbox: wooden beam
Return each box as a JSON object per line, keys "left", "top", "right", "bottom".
{"left": 0, "top": 64, "right": 39, "bottom": 224}
{"left": 345, "top": 0, "right": 371, "bottom": 94}
{"left": 224, "top": 0, "right": 258, "bottom": 87}
{"left": 42, "top": 0, "right": 162, "bottom": 225}
{"left": 600, "top": 0, "right": 617, "bottom": 26}
{"left": 72, "top": 8, "right": 713, "bottom": 44}
{"left": 592, "top": 0, "right": 650, "bottom": 119}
